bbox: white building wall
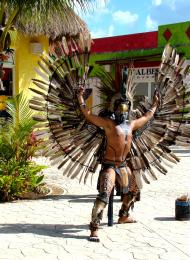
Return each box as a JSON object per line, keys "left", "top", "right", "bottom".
{"left": 85, "top": 77, "right": 101, "bottom": 115}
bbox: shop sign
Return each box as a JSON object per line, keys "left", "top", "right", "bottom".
{"left": 134, "top": 67, "right": 159, "bottom": 82}
{"left": 121, "top": 66, "right": 159, "bottom": 82}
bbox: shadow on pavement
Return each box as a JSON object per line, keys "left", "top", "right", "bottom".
{"left": 44, "top": 194, "right": 97, "bottom": 203}
{"left": 0, "top": 223, "right": 89, "bottom": 239}
{"left": 44, "top": 194, "right": 122, "bottom": 204}
{"left": 154, "top": 217, "right": 176, "bottom": 221}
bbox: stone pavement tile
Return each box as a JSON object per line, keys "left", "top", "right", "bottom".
{"left": 20, "top": 248, "right": 74, "bottom": 260}
{"left": 0, "top": 252, "right": 20, "bottom": 260}
{"left": 159, "top": 251, "right": 190, "bottom": 260}
{"left": 32, "top": 242, "right": 69, "bottom": 253}
{"left": 19, "top": 247, "right": 49, "bottom": 256}
{"left": 66, "top": 245, "right": 94, "bottom": 254}
{"left": 24, "top": 256, "right": 58, "bottom": 260}
{"left": 0, "top": 249, "right": 23, "bottom": 259}
{"left": 132, "top": 251, "right": 161, "bottom": 260}
{"left": 178, "top": 245, "right": 190, "bottom": 257}
{"left": 58, "top": 254, "right": 92, "bottom": 260}
{"left": 94, "top": 250, "right": 134, "bottom": 260}
{"left": 43, "top": 237, "right": 67, "bottom": 247}
{"left": 105, "top": 233, "right": 136, "bottom": 244}
{"left": 131, "top": 245, "right": 167, "bottom": 254}
{"left": 87, "top": 256, "right": 110, "bottom": 260}
{"left": 84, "top": 249, "right": 132, "bottom": 260}
{"left": 84, "top": 241, "right": 109, "bottom": 251}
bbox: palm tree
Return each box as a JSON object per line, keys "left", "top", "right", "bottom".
{"left": 0, "top": 0, "right": 95, "bottom": 82}
{"left": 0, "top": 0, "right": 94, "bottom": 50}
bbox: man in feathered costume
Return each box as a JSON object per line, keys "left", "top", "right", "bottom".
{"left": 30, "top": 41, "right": 190, "bottom": 244}
{"left": 77, "top": 88, "right": 159, "bottom": 242}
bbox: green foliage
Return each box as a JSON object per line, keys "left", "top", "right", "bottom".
{"left": 0, "top": 92, "right": 45, "bottom": 202}
{"left": 0, "top": 160, "right": 45, "bottom": 201}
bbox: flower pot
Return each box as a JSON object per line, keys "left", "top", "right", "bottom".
{"left": 175, "top": 199, "right": 190, "bottom": 221}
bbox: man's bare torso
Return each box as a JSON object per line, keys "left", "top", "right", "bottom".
{"left": 103, "top": 119, "right": 132, "bottom": 164}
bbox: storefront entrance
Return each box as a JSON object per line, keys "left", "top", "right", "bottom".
{"left": 120, "top": 62, "right": 160, "bottom": 108}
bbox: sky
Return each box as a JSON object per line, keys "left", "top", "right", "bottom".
{"left": 77, "top": 0, "right": 190, "bottom": 38}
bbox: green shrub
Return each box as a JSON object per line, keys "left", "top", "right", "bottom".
{"left": 0, "top": 160, "right": 45, "bottom": 201}
{"left": 0, "top": 92, "right": 45, "bottom": 202}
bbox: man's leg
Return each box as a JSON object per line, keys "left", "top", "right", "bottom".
{"left": 117, "top": 167, "right": 140, "bottom": 224}
{"left": 89, "top": 167, "right": 115, "bottom": 242}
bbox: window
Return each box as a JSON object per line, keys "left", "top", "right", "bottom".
{"left": 0, "top": 65, "right": 14, "bottom": 119}
{"left": 0, "top": 67, "right": 13, "bottom": 96}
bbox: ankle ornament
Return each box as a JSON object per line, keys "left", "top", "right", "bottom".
{"left": 89, "top": 222, "right": 99, "bottom": 231}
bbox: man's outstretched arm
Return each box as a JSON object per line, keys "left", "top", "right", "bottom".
{"left": 131, "top": 93, "right": 159, "bottom": 131}
{"left": 77, "top": 87, "right": 110, "bottom": 128}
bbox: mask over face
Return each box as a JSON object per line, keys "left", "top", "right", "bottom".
{"left": 113, "top": 98, "right": 131, "bottom": 124}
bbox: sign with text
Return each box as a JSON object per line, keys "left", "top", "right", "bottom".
{"left": 122, "top": 67, "right": 159, "bottom": 83}
{"left": 135, "top": 67, "right": 159, "bottom": 82}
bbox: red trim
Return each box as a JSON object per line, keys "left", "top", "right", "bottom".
{"left": 91, "top": 31, "right": 158, "bottom": 53}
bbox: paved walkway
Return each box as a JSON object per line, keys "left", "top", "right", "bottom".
{"left": 0, "top": 153, "right": 190, "bottom": 260}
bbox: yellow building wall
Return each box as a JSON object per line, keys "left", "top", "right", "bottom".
{"left": 15, "top": 34, "right": 49, "bottom": 96}
{"left": 12, "top": 34, "right": 93, "bottom": 108}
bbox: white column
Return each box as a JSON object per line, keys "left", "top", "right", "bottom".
{"left": 92, "top": 78, "right": 101, "bottom": 115}
{"left": 148, "top": 81, "right": 152, "bottom": 101}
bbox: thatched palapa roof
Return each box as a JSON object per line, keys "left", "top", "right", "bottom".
{"left": 15, "top": 6, "right": 90, "bottom": 41}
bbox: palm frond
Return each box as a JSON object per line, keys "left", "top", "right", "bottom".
{"left": 6, "top": 91, "right": 36, "bottom": 128}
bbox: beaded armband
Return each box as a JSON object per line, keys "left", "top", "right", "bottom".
{"left": 79, "top": 102, "right": 86, "bottom": 108}
{"left": 148, "top": 108, "right": 155, "bottom": 114}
